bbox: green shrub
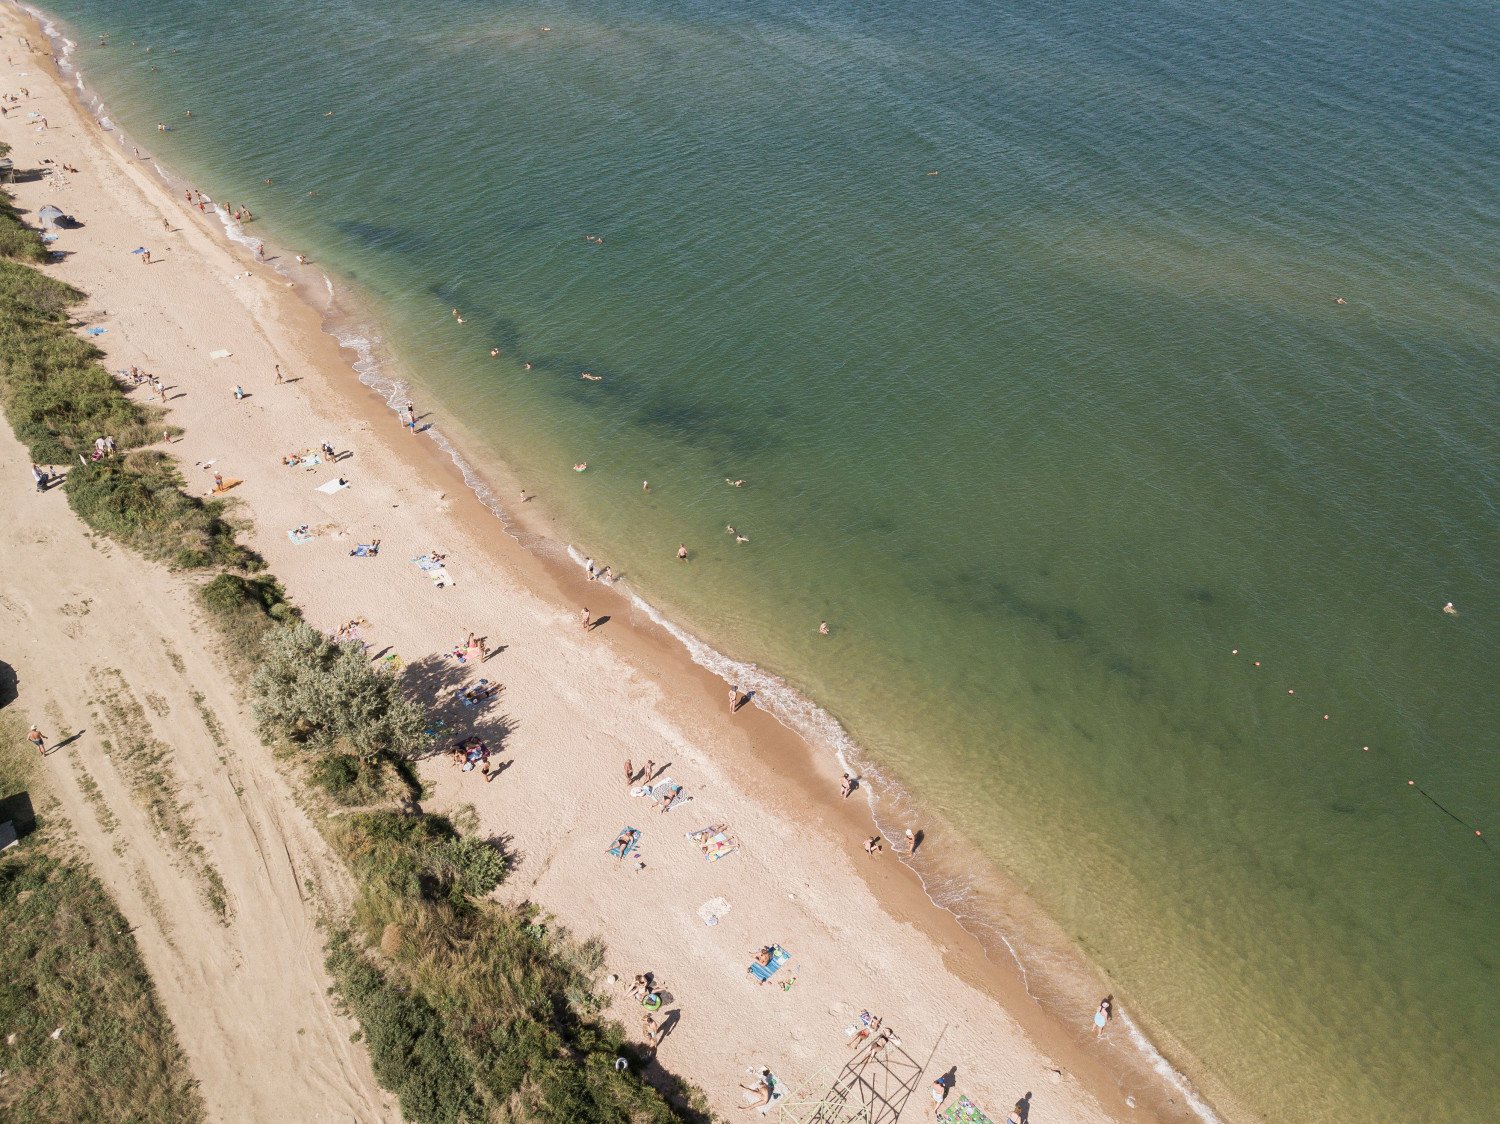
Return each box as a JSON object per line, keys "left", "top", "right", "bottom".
{"left": 326, "top": 930, "right": 485, "bottom": 1124}
{"left": 0, "top": 190, "right": 48, "bottom": 264}
{"left": 251, "top": 623, "right": 429, "bottom": 759}
{"left": 64, "top": 451, "right": 255, "bottom": 570}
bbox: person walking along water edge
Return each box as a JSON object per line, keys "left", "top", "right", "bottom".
{"left": 1094, "top": 996, "right": 1113, "bottom": 1038}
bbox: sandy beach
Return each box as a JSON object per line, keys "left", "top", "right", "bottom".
{"left": 0, "top": 9, "right": 1197, "bottom": 1121}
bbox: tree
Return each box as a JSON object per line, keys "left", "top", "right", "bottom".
{"left": 251, "top": 623, "right": 429, "bottom": 759}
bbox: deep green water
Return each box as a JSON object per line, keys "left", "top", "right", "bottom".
{"left": 32, "top": 1, "right": 1500, "bottom": 1118}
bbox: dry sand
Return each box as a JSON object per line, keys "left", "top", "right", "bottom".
{"left": 0, "top": 10, "right": 1195, "bottom": 1122}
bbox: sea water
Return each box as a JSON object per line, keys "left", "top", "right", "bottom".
{"left": 28, "top": 1, "right": 1500, "bottom": 1118}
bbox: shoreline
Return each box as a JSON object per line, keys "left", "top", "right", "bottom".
{"left": 7, "top": 7, "right": 1224, "bottom": 1120}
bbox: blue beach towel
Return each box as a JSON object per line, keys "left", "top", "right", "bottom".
{"left": 85, "top": 327, "right": 107, "bottom": 336}
{"left": 608, "top": 827, "right": 641, "bottom": 860}
{"left": 411, "top": 554, "right": 444, "bottom": 572}
{"left": 748, "top": 945, "right": 790, "bottom": 982}
{"left": 350, "top": 543, "right": 379, "bottom": 557}
{"left": 287, "top": 528, "right": 313, "bottom": 544}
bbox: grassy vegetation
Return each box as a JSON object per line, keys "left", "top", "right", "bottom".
{"left": 0, "top": 709, "right": 204, "bottom": 1124}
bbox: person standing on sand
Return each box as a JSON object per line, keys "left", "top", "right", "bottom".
{"left": 643, "top": 759, "right": 656, "bottom": 783}
{"left": 1094, "top": 996, "right": 1112, "bottom": 1037}
{"left": 641, "top": 1013, "right": 664, "bottom": 1052}
{"left": 27, "top": 725, "right": 47, "bottom": 756}
{"left": 585, "top": 557, "right": 597, "bottom": 581}
{"left": 729, "top": 685, "right": 741, "bottom": 713}
{"left": 275, "top": 364, "right": 283, "bottom": 385}
{"left": 840, "top": 772, "right": 854, "bottom": 798}
{"left": 931, "top": 1075, "right": 949, "bottom": 1108}
{"left": 581, "top": 607, "right": 591, "bottom": 633}
{"left": 624, "top": 759, "right": 635, "bottom": 785}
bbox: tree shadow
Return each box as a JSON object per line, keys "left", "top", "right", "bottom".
{"left": 400, "top": 653, "right": 513, "bottom": 758}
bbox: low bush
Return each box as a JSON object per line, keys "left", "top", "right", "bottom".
{"left": 198, "top": 571, "right": 296, "bottom": 662}
{"left": 65, "top": 450, "right": 256, "bottom": 569}
{"left": 326, "top": 930, "right": 485, "bottom": 1124}
{"left": 251, "top": 623, "right": 429, "bottom": 759}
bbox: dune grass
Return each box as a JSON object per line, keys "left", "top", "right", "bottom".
{"left": 0, "top": 709, "right": 204, "bottom": 1124}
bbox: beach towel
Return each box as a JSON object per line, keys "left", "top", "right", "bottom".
{"left": 703, "top": 831, "right": 738, "bottom": 862}
{"left": 608, "top": 827, "right": 641, "bottom": 860}
{"left": 289, "top": 453, "right": 322, "bottom": 468}
{"left": 632, "top": 778, "right": 672, "bottom": 799}
{"left": 758, "top": 1076, "right": 785, "bottom": 1115}
{"left": 936, "top": 1097, "right": 997, "bottom": 1124}
{"left": 317, "top": 478, "right": 349, "bottom": 494}
{"left": 748, "top": 945, "right": 790, "bottom": 982}
{"left": 210, "top": 348, "right": 232, "bottom": 359}
{"left": 411, "top": 554, "right": 444, "bottom": 572}
{"left": 427, "top": 567, "right": 454, "bottom": 587}
{"left": 349, "top": 543, "right": 379, "bottom": 558}
{"left": 656, "top": 783, "right": 691, "bottom": 812}
{"left": 85, "top": 327, "right": 106, "bottom": 336}
{"left": 697, "top": 897, "right": 731, "bottom": 926}
{"left": 40, "top": 233, "right": 58, "bottom": 243}
{"left": 287, "top": 528, "right": 313, "bottom": 544}
{"left": 458, "top": 679, "right": 492, "bottom": 707}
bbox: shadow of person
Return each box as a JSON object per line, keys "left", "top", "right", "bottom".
{"left": 53, "top": 730, "right": 86, "bottom": 751}
{"left": 658, "top": 1007, "right": 682, "bottom": 1043}
{"left": 1015, "top": 1091, "right": 1032, "bottom": 1122}
{"left": 590, "top": 614, "right": 611, "bottom": 631}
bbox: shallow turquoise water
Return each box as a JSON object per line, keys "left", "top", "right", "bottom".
{"left": 34, "top": 1, "right": 1500, "bottom": 1118}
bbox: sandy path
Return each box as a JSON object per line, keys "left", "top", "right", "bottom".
{"left": 0, "top": 9, "right": 1192, "bottom": 1122}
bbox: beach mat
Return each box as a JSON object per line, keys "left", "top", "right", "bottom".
{"left": 349, "top": 543, "right": 379, "bottom": 557}
{"left": 936, "top": 1097, "right": 997, "bottom": 1124}
{"left": 748, "top": 945, "right": 790, "bottom": 982}
{"left": 317, "top": 478, "right": 349, "bottom": 494}
{"left": 608, "top": 827, "right": 641, "bottom": 860}
{"left": 287, "top": 528, "right": 313, "bottom": 544}
{"left": 703, "top": 831, "right": 738, "bottom": 861}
